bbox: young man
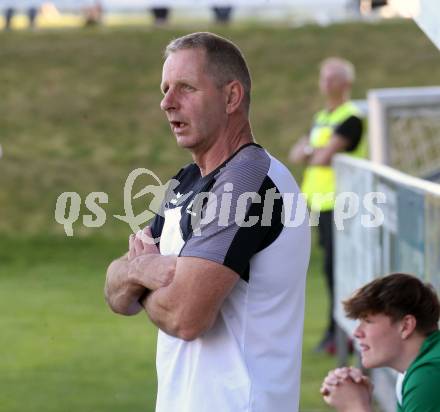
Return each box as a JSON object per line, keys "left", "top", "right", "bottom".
{"left": 105, "top": 32, "right": 311, "bottom": 412}
{"left": 321, "top": 273, "right": 440, "bottom": 412}
{"left": 289, "top": 58, "right": 366, "bottom": 354}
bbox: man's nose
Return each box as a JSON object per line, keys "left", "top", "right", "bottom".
{"left": 160, "top": 89, "right": 178, "bottom": 112}
{"left": 353, "top": 324, "right": 363, "bottom": 338}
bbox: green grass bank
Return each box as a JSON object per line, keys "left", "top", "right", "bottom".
{"left": 1, "top": 19, "right": 440, "bottom": 412}
{"left": 1, "top": 20, "right": 440, "bottom": 236}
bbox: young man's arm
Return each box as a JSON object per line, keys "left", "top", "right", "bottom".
{"left": 403, "top": 364, "right": 440, "bottom": 412}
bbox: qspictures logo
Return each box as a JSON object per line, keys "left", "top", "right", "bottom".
{"left": 54, "top": 168, "right": 386, "bottom": 237}
{"left": 54, "top": 168, "right": 186, "bottom": 237}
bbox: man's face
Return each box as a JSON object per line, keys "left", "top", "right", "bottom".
{"left": 354, "top": 313, "right": 403, "bottom": 369}
{"left": 160, "top": 49, "right": 228, "bottom": 151}
{"left": 319, "top": 64, "right": 348, "bottom": 98}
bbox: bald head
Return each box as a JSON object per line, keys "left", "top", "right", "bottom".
{"left": 321, "top": 57, "right": 355, "bottom": 83}
{"left": 319, "top": 57, "right": 355, "bottom": 100}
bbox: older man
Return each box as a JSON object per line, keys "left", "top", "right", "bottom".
{"left": 289, "top": 57, "right": 366, "bottom": 354}
{"left": 105, "top": 32, "right": 310, "bottom": 412}
{"left": 321, "top": 273, "right": 440, "bottom": 412}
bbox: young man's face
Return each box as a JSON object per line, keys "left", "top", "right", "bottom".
{"left": 160, "top": 48, "right": 228, "bottom": 152}
{"left": 353, "top": 313, "right": 404, "bottom": 370}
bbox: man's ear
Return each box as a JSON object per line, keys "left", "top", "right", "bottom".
{"left": 400, "top": 315, "right": 417, "bottom": 340}
{"left": 224, "top": 80, "right": 244, "bottom": 114}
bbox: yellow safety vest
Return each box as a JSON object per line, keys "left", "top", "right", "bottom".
{"left": 301, "top": 101, "right": 367, "bottom": 211}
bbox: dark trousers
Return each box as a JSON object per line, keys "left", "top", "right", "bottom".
{"left": 318, "top": 210, "right": 335, "bottom": 337}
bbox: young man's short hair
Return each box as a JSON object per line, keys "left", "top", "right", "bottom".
{"left": 343, "top": 273, "right": 440, "bottom": 336}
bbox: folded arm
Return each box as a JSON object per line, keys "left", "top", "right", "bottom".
{"left": 104, "top": 229, "right": 176, "bottom": 316}
{"left": 105, "top": 229, "right": 239, "bottom": 341}
{"left": 288, "top": 136, "right": 312, "bottom": 165}
{"left": 142, "top": 256, "right": 239, "bottom": 341}
{"left": 308, "top": 134, "right": 351, "bottom": 166}
{"left": 105, "top": 253, "right": 176, "bottom": 316}
{"left": 289, "top": 133, "right": 351, "bottom": 166}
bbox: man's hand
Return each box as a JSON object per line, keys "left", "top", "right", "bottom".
{"left": 288, "top": 136, "right": 312, "bottom": 165}
{"left": 105, "top": 227, "right": 176, "bottom": 315}
{"left": 320, "top": 367, "right": 373, "bottom": 412}
{"left": 108, "top": 228, "right": 238, "bottom": 340}
{"left": 126, "top": 227, "right": 174, "bottom": 291}
{"left": 128, "top": 227, "right": 160, "bottom": 259}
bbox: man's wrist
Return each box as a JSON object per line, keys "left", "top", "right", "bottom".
{"left": 348, "top": 395, "right": 373, "bottom": 412}
{"left": 138, "top": 288, "right": 152, "bottom": 306}
{"left": 303, "top": 144, "right": 314, "bottom": 156}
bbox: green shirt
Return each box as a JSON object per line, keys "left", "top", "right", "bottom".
{"left": 397, "top": 330, "right": 440, "bottom": 412}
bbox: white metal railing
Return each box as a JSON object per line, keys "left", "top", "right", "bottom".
{"left": 333, "top": 154, "right": 440, "bottom": 412}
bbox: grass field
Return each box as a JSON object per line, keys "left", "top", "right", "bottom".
{"left": 1, "top": 19, "right": 440, "bottom": 411}
{"left": 0, "top": 235, "right": 336, "bottom": 412}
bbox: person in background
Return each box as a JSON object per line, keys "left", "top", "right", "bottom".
{"left": 4, "top": 7, "right": 15, "bottom": 30}
{"left": 150, "top": 6, "right": 170, "bottom": 25}
{"left": 28, "top": 6, "right": 39, "bottom": 30}
{"left": 83, "top": 1, "right": 103, "bottom": 27}
{"left": 289, "top": 57, "right": 367, "bottom": 354}
{"left": 321, "top": 273, "right": 440, "bottom": 412}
